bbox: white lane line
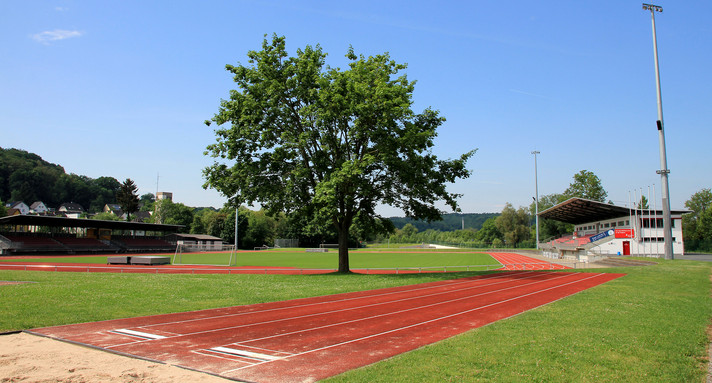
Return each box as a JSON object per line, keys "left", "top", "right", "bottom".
{"left": 225, "top": 272, "right": 608, "bottom": 373}
{"left": 136, "top": 272, "right": 526, "bottom": 330}
{"left": 105, "top": 272, "right": 544, "bottom": 349}
{"left": 209, "top": 347, "right": 283, "bottom": 362}
{"left": 163, "top": 272, "right": 554, "bottom": 338}
{"left": 111, "top": 329, "right": 167, "bottom": 340}
{"left": 112, "top": 272, "right": 541, "bottom": 344}
{"left": 232, "top": 272, "right": 582, "bottom": 345}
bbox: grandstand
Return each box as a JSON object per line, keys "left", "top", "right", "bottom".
{"left": 538, "top": 197, "right": 689, "bottom": 261}
{"left": 0, "top": 215, "right": 181, "bottom": 255}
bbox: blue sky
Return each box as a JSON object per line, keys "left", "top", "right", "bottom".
{"left": 2, "top": 1, "right": 710, "bottom": 216}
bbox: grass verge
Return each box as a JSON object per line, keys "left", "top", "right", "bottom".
{"left": 1, "top": 258, "right": 710, "bottom": 382}
{"left": 1, "top": 250, "right": 499, "bottom": 271}
{"left": 326, "top": 259, "right": 712, "bottom": 382}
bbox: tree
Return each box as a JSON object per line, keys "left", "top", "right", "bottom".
{"left": 563, "top": 170, "right": 607, "bottom": 202}
{"left": 637, "top": 195, "right": 649, "bottom": 210}
{"left": 139, "top": 193, "right": 155, "bottom": 210}
{"left": 474, "top": 217, "right": 503, "bottom": 244}
{"left": 91, "top": 211, "right": 121, "bottom": 221}
{"left": 151, "top": 199, "right": 193, "bottom": 231}
{"left": 529, "top": 193, "right": 572, "bottom": 240}
{"left": 685, "top": 188, "right": 712, "bottom": 219}
{"left": 494, "top": 203, "right": 530, "bottom": 247}
{"left": 683, "top": 188, "right": 712, "bottom": 243}
{"left": 204, "top": 35, "right": 475, "bottom": 272}
{"left": 116, "top": 178, "right": 139, "bottom": 221}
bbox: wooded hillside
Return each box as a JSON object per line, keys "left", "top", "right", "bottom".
{"left": 0, "top": 147, "right": 121, "bottom": 213}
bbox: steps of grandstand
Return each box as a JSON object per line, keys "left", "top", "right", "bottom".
{"left": 541, "top": 233, "right": 614, "bottom": 251}
{"left": 0, "top": 234, "right": 175, "bottom": 255}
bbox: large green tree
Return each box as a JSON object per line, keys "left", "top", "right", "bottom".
{"left": 204, "top": 35, "right": 474, "bottom": 272}
{"left": 563, "top": 170, "right": 608, "bottom": 202}
{"left": 495, "top": 203, "right": 530, "bottom": 247}
{"left": 116, "top": 178, "right": 139, "bottom": 221}
{"left": 683, "top": 188, "right": 712, "bottom": 243}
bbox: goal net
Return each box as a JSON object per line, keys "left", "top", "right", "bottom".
{"left": 172, "top": 243, "right": 237, "bottom": 266}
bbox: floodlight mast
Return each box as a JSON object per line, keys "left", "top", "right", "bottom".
{"left": 643, "top": 3, "right": 673, "bottom": 260}
{"left": 532, "top": 151, "right": 540, "bottom": 250}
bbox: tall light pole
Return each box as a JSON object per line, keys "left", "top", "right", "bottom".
{"left": 532, "top": 150, "right": 540, "bottom": 250}
{"left": 643, "top": 3, "right": 673, "bottom": 260}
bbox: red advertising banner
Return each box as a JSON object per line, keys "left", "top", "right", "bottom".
{"left": 615, "top": 229, "right": 634, "bottom": 238}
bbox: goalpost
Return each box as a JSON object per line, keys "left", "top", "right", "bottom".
{"left": 173, "top": 243, "right": 237, "bottom": 266}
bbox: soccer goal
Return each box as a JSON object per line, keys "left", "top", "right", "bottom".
{"left": 172, "top": 243, "right": 237, "bottom": 266}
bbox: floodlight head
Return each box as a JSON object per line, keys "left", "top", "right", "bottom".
{"left": 642, "top": 3, "right": 663, "bottom": 12}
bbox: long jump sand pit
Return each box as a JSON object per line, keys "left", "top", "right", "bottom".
{"left": 27, "top": 271, "right": 624, "bottom": 382}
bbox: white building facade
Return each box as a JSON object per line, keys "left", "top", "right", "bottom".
{"left": 539, "top": 198, "right": 687, "bottom": 260}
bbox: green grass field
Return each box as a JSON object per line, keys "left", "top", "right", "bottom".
{"left": 1, "top": 257, "right": 710, "bottom": 382}
{"left": 0, "top": 248, "right": 501, "bottom": 271}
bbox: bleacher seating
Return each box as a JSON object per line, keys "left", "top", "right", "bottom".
{"left": 547, "top": 234, "right": 595, "bottom": 247}
{"left": 2, "top": 235, "right": 66, "bottom": 253}
{"left": 113, "top": 237, "right": 175, "bottom": 253}
{"left": 0, "top": 234, "right": 174, "bottom": 255}
{"left": 54, "top": 237, "right": 117, "bottom": 252}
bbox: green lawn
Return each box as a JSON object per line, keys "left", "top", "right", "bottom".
{"left": 1, "top": 249, "right": 500, "bottom": 271}
{"left": 1, "top": 258, "right": 710, "bottom": 382}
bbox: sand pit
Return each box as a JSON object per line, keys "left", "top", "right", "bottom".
{"left": 0, "top": 332, "right": 230, "bottom": 383}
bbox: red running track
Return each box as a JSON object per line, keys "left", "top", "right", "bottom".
{"left": 29, "top": 271, "right": 624, "bottom": 382}
{"left": 489, "top": 252, "right": 571, "bottom": 270}
{"left": 0, "top": 252, "right": 565, "bottom": 274}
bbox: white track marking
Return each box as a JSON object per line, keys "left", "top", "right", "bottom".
{"left": 104, "top": 272, "right": 538, "bottom": 347}
{"left": 111, "top": 329, "right": 167, "bottom": 340}
{"left": 112, "top": 272, "right": 555, "bottom": 346}
{"left": 209, "top": 347, "right": 283, "bottom": 362}
{"left": 224, "top": 272, "right": 607, "bottom": 373}
{"left": 223, "top": 272, "right": 581, "bottom": 345}
{"left": 135, "top": 272, "right": 527, "bottom": 330}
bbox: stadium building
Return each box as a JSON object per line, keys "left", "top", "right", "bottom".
{"left": 538, "top": 197, "right": 688, "bottom": 261}
{"left": 0, "top": 215, "right": 182, "bottom": 255}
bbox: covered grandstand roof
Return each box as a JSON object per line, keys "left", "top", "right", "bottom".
{"left": 538, "top": 197, "right": 689, "bottom": 225}
{"left": 0, "top": 215, "right": 182, "bottom": 232}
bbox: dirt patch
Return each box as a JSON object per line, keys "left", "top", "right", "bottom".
{"left": 0, "top": 332, "right": 231, "bottom": 383}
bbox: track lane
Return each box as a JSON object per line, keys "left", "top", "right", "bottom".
{"left": 30, "top": 271, "right": 624, "bottom": 382}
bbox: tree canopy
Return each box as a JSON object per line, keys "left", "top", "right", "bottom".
{"left": 116, "top": 178, "right": 139, "bottom": 221}
{"left": 495, "top": 203, "right": 530, "bottom": 247}
{"left": 204, "top": 35, "right": 475, "bottom": 272}
{"left": 563, "top": 170, "right": 608, "bottom": 202}
{"left": 683, "top": 188, "right": 712, "bottom": 248}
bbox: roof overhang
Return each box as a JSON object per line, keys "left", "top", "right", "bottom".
{"left": 538, "top": 197, "right": 689, "bottom": 225}
{"left": 0, "top": 215, "right": 182, "bottom": 232}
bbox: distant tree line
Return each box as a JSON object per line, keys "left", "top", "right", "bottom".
{"left": 386, "top": 170, "right": 609, "bottom": 248}
{"left": 388, "top": 213, "right": 498, "bottom": 232}
{"left": 0, "top": 147, "right": 121, "bottom": 213}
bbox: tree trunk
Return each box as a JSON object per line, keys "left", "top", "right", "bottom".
{"left": 337, "top": 225, "right": 351, "bottom": 273}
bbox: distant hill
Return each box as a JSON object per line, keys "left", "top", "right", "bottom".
{"left": 388, "top": 213, "right": 499, "bottom": 232}
{"left": 0, "top": 147, "right": 122, "bottom": 213}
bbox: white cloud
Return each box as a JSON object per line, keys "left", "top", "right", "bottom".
{"left": 31, "top": 29, "right": 83, "bottom": 44}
